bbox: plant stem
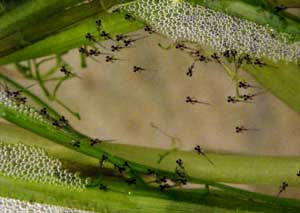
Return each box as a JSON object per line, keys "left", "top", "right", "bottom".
{"left": 34, "top": 60, "right": 51, "bottom": 98}
{"left": 0, "top": 0, "right": 93, "bottom": 54}
{"left": 0, "top": 124, "right": 300, "bottom": 211}
{"left": 0, "top": 72, "right": 59, "bottom": 118}
{"left": 0, "top": 71, "right": 87, "bottom": 136}
{"left": 1, "top": 174, "right": 299, "bottom": 213}
{"left": 54, "top": 98, "right": 81, "bottom": 120}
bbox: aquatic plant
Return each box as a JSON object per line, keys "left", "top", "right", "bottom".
{"left": 0, "top": 0, "right": 299, "bottom": 212}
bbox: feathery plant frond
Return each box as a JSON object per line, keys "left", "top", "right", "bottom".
{"left": 14, "top": 55, "right": 81, "bottom": 119}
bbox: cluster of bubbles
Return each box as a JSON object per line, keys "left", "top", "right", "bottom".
{"left": 121, "top": 0, "right": 300, "bottom": 63}
{"left": 0, "top": 197, "right": 93, "bottom": 213}
{"left": 0, "top": 90, "right": 49, "bottom": 124}
{"left": 0, "top": 143, "right": 85, "bottom": 189}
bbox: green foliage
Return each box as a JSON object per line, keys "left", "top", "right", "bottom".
{"left": 244, "top": 62, "right": 300, "bottom": 111}
{"left": 0, "top": 12, "right": 143, "bottom": 64}
{"left": 0, "top": 0, "right": 28, "bottom": 15}
{"left": 0, "top": 0, "right": 300, "bottom": 211}
{"left": 3, "top": 175, "right": 297, "bottom": 213}
{"left": 1, "top": 123, "right": 300, "bottom": 212}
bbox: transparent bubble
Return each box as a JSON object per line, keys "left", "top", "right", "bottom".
{"left": 0, "top": 143, "right": 85, "bottom": 190}
{"left": 121, "top": 0, "right": 300, "bottom": 63}
{"left": 0, "top": 197, "right": 93, "bottom": 213}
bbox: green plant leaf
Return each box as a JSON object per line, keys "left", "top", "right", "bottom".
{"left": 244, "top": 62, "right": 300, "bottom": 111}
{"left": 1, "top": 123, "right": 300, "bottom": 188}
{"left": 0, "top": 11, "right": 143, "bottom": 64}
{"left": 1, "top": 123, "right": 300, "bottom": 212}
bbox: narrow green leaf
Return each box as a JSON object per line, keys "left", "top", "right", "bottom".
{"left": 1, "top": 123, "right": 300, "bottom": 187}
{"left": 1, "top": 123, "right": 300, "bottom": 212}
{"left": 244, "top": 62, "right": 300, "bottom": 111}
{"left": 0, "top": 12, "right": 143, "bottom": 64}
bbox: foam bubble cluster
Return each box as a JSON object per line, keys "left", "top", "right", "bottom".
{"left": 0, "top": 143, "right": 85, "bottom": 189}
{"left": 0, "top": 90, "right": 48, "bottom": 124}
{"left": 0, "top": 197, "right": 93, "bottom": 213}
{"left": 121, "top": 0, "right": 300, "bottom": 63}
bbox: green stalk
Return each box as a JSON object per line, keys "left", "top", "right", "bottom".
{"left": 0, "top": 0, "right": 104, "bottom": 57}
{"left": 1, "top": 175, "right": 299, "bottom": 213}
{"left": 34, "top": 61, "right": 51, "bottom": 98}
{"left": 0, "top": 72, "right": 60, "bottom": 118}
{"left": 0, "top": 0, "right": 136, "bottom": 56}
{"left": 0, "top": 72, "right": 88, "bottom": 137}
{"left": 54, "top": 98, "right": 81, "bottom": 120}
{"left": 1, "top": 123, "right": 300, "bottom": 212}
{"left": 1, "top": 122, "right": 300, "bottom": 187}
{"left": 0, "top": 10, "right": 143, "bottom": 64}
{"left": 0, "top": 0, "right": 85, "bottom": 38}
